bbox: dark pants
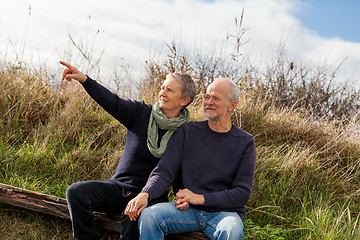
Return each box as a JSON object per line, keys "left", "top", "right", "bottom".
{"left": 66, "top": 180, "right": 167, "bottom": 240}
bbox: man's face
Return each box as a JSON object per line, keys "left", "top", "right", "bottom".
{"left": 204, "top": 81, "right": 231, "bottom": 120}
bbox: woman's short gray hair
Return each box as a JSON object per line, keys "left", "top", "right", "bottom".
{"left": 167, "top": 72, "right": 197, "bottom": 107}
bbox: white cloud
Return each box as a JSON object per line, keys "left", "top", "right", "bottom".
{"left": 0, "top": 0, "right": 359, "bottom": 87}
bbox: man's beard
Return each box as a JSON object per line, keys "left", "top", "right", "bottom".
{"left": 204, "top": 112, "right": 219, "bottom": 120}
{"left": 204, "top": 106, "right": 220, "bottom": 120}
{"left": 204, "top": 104, "right": 229, "bottom": 120}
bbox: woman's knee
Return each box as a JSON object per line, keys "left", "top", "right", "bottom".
{"left": 66, "top": 181, "right": 91, "bottom": 203}
{"left": 66, "top": 182, "right": 80, "bottom": 201}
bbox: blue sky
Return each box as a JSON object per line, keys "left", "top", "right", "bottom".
{"left": 0, "top": 0, "right": 359, "bottom": 89}
{"left": 297, "top": 0, "right": 360, "bottom": 42}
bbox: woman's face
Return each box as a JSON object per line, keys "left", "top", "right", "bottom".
{"left": 158, "top": 75, "right": 187, "bottom": 115}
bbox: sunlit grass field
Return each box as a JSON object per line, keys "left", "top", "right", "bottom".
{"left": 1, "top": 59, "right": 359, "bottom": 239}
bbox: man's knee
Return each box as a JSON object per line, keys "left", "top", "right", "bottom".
{"left": 139, "top": 203, "right": 171, "bottom": 231}
{"left": 215, "top": 215, "right": 244, "bottom": 239}
{"left": 139, "top": 206, "right": 157, "bottom": 225}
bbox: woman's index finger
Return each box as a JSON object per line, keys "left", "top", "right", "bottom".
{"left": 59, "top": 61, "right": 72, "bottom": 69}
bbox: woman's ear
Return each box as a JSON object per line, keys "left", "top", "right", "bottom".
{"left": 180, "top": 97, "right": 191, "bottom": 107}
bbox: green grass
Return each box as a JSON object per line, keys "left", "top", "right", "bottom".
{"left": 1, "top": 65, "right": 360, "bottom": 239}
{"left": 0, "top": 204, "right": 73, "bottom": 240}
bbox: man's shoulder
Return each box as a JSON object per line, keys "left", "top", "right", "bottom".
{"left": 181, "top": 120, "right": 207, "bottom": 129}
{"left": 174, "top": 121, "right": 207, "bottom": 136}
{"left": 230, "top": 125, "right": 254, "bottom": 139}
{"left": 180, "top": 121, "right": 254, "bottom": 139}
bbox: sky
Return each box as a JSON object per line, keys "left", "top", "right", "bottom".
{"left": 296, "top": 0, "right": 360, "bottom": 42}
{"left": 0, "top": 0, "right": 359, "bottom": 89}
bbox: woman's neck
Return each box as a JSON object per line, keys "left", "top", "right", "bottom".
{"left": 161, "top": 108, "right": 181, "bottom": 119}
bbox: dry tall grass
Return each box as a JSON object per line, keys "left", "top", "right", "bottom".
{"left": 1, "top": 61, "right": 359, "bottom": 239}
{"left": 2, "top": 25, "right": 360, "bottom": 238}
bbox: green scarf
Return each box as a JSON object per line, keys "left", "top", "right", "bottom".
{"left": 147, "top": 102, "right": 189, "bottom": 158}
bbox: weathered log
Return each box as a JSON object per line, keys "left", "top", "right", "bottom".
{"left": 0, "top": 183, "right": 208, "bottom": 239}
{"left": 0, "top": 183, "right": 70, "bottom": 219}
{"left": 0, "top": 183, "right": 122, "bottom": 232}
{"left": 166, "top": 232, "right": 210, "bottom": 240}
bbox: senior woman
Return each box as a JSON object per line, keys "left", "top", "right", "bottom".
{"left": 60, "top": 61, "right": 197, "bottom": 240}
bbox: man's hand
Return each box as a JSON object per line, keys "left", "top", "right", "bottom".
{"left": 60, "top": 61, "right": 87, "bottom": 83}
{"left": 124, "top": 192, "right": 149, "bottom": 221}
{"left": 175, "top": 189, "right": 204, "bottom": 210}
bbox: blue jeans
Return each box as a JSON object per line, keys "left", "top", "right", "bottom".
{"left": 139, "top": 201, "right": 244, "bottom": 240}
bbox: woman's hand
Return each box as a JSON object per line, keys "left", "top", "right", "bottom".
{"left": 124, "top": 192, "right": 149, "bottom": 221}
{"left": 60, "top": 61, "right": 87, "bottom": 83}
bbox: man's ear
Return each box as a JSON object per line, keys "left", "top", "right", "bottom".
{"left": 227, "top": 101, "right": 237, "bottom": 112}
{"left": 180, "top": 97, "right": 191, "bottom": 107}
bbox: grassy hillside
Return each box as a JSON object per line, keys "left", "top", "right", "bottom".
{"left": 1, "top": 62, "right": 360, "bottom": 239}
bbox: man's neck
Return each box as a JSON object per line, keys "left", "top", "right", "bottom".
{"left": 208, "top": 118, "right": 232, "bottom": 133}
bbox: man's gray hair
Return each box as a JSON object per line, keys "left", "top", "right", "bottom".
{"left": 214, "top": 78, "right": 240, "bottom": 103}
{"left": 167, "top": 72, "right": 197, "bottom": 107}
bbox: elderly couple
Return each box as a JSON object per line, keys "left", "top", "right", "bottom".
{"left": 61, "top": 61, "right": 256, "bottom": 240}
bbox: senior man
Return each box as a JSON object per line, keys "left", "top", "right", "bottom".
{"left": 125, "top": 78, "right": 256, "bottom": 240}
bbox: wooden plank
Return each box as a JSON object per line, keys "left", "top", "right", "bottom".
{"left": 0, "top": 183, "right": 208, "bottom": 239}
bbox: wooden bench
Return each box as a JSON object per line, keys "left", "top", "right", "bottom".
{"left": 0, "top": 183, "right": 208, "bottom": 239}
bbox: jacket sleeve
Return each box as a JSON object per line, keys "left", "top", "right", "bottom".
{"left": 203, "top": 137, "right": 256, "bottom": 208}
{"left": 141, "top": 126, "right": 185, "bottom": 200}
{"left": 81, "top": 76, "right": 144, "bottom": 128}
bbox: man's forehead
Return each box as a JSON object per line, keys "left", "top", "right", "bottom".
{"left": 206, "top": 81, "right": 229, "bottom": 94}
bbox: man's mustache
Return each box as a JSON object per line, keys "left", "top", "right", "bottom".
{"left": 205, "top": 106, "right": 216, "bottom": 111}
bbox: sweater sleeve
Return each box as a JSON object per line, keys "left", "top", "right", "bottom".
{"left": 203, "top": 137, "right": 256, "bottom": 208}
{"left": 81, "top": 76, "right": 143, "bottom": 128}
{"left": 141, "top": 126, "right": 184, "bottom": 200}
